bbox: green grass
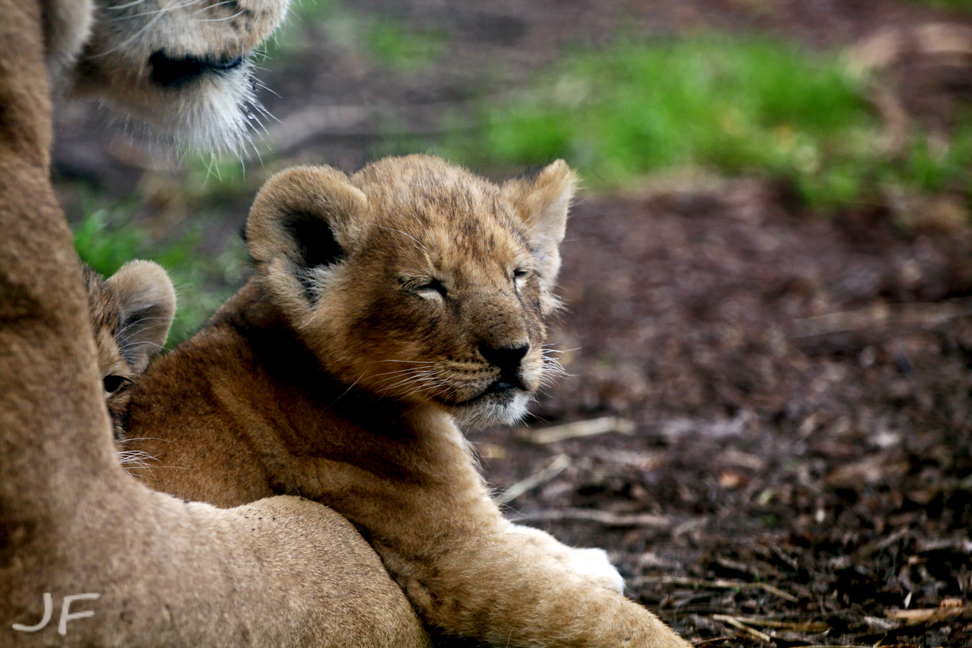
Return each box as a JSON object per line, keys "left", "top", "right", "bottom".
{"left": 75, "top": 35, "right": 972, "bottom": 345}
{"left": 444, "top": 37, "right": 971, "bottom": 209}
{"left": 264, "top": 0, "right": 446, "bottom": 72}
{"left": 258, "top": 0, "right": 340, "bottom": 57}
{"left": 368, "top": 19, "right": 447, "bottom": 72}
{"left": 183, "top": 153, "right": 259, "bottom": 202}
{"left": 73, "top": 202, "right": 248, "bottom": 347}
{"left": 898, "top": 123, "right": 972, "bottom": 194}
{"left": 906, "top": 0, "right": 972, "bottom": 10}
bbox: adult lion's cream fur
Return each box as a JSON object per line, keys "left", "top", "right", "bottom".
{"left": 1, "top": 1, "right": 428, "bottom": 646}
{"left": 121, "top": 155, "right": 691, "bottom": 647}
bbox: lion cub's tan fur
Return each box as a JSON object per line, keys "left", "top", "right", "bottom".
{"left": 122, "top": 155, "right": 690, "bottom": 647}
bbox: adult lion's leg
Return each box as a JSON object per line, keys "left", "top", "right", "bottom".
{"left": 0, "top": 3, "right": 428, "bottom": 645}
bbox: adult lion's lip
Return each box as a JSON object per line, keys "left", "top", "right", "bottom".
{"left": 149, "top": 51, "right": 245, "bottom": 89}
{"left": 206, "top": 55, "right": 244, "bottom": 72}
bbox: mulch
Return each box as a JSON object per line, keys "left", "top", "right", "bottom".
{"left": 480, "top": 180, "right": 972, "bottom": 646}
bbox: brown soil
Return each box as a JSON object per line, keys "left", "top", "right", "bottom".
{"left": 51, "top": 1, "right": 972, "bottom": 645}
{"left": 484, "top": 181, "right": 972, "bottom": 646}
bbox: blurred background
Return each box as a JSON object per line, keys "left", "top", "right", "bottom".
{"left": 58, "top": 1, "right": 972, "bottom": 645}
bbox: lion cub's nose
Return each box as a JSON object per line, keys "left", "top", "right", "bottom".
{"left": 479, "top": 342, "right": 530, "bottom": 372}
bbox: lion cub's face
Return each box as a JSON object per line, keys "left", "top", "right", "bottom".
{"left": 82, "top": 261, "right": 175, "bottom": 439}
{"left": 247, "top": 156, "right": 576, "bottom": 428}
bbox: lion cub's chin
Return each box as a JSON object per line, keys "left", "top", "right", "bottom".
{"left": 448, "top": 390, "right": 531, "bottom": 429}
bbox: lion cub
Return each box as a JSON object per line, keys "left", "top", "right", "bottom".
{"left": 121, "top": 156, "right": 690, "bottom": 648}
{"left": 81, "top": 261, "right": 175, "bottom": 442}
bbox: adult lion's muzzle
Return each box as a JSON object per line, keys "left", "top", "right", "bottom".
{"left": 65, "top": 0, "right": 290, "bottom": 152}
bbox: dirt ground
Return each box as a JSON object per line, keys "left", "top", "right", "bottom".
{"left": 489, "top": 181, "right": 972, "bottom": 647}
{"left": 52, "top": 1, "right": 972, "bottom": 646}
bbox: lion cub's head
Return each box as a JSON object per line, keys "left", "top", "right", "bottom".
{"left": 246, "top": 155, "right": 576, "bottom": 427}
{"left": 82, "top": 261, "right": 176, "bottom": 439}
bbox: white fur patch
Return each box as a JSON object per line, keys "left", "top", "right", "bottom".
{"left": 506, "top": 524, "right": 625, "bottom": 593}
{"left": 453, "top": 391, "right": 530, "bottom": 429}
{"left": 114, "top": 64, "right": 264, "bottom": 156}
{"left": 558, "top": 547, "right": 626, "bottom": 594}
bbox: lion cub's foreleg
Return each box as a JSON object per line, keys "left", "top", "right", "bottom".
{"left": 293, "top": 419, "right": 690, "bottom": 648}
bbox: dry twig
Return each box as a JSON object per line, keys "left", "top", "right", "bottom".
{"left": 633, "top": 576, "right": 799, "bottom": 603}
{"left": 886, "top": 605, "right": 972, "bottom": 625}
{"left": 711, "top": 615, "right": 772, "bottom": 643}
{"left": 524, "top": 416, "right": 636, "bottom": 444}
{"left": 728, "top": 617, "right": 829, "bottom": 633}
{"left": 494, "top": 454, "right": 571, "bottom": 505}
{"left": 790, "top": 645, "right": 873, "bottom": 648}
{"left": 692, "top": 638, "right": 735, "bottom": 648}
{"left": 792, "top": 300, "right": 972, "bottom": 338}
{"left": 510, "top": 508, "right": 672, "bottom": 528}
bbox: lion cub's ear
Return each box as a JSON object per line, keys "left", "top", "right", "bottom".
{"left": 500, "top": 160, "right": 577, "bottom": 313}
{"left": 106, "top": 260, "right": 177, "bottom": 374}
{"left": 247, "top": 166, "right": 368, "bottom": 309}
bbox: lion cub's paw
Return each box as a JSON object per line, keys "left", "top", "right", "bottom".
{"left": 507, "top": 523, "right": 625, "bottom": 593}
{"left": 560, "top": 546, "right": 626, "bottom": 593}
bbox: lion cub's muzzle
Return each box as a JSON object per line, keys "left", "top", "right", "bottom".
{"left": 479, "top": 341, "right": 530, "bottom": 393}
{"left": 448, "top": 341, "right": 534, "bottom": 407}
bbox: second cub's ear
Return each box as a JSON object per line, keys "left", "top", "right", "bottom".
{"left": 106, "top": 260, "right": 176, "bottom": 374}
{"left": 246, "top": 166, "right": 369, "bottom": 275}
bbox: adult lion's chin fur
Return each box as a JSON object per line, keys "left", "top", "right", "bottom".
{"left": 95, "top": 63, "right": 263, "bottom": 155}
{"left": 60, "top": 0, "right": 288, "bottom": 154}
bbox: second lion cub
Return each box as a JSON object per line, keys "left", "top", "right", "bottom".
{"left": 122, "top": 156, "right": 690, "bottom": 647}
